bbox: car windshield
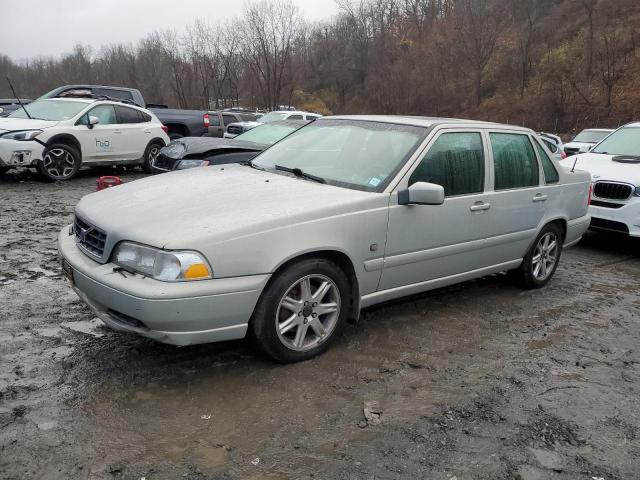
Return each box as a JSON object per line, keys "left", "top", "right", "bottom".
{"left": 252, "top": 119, "right": 427, "bottom": 191}
{"left": 235, "top": 123, "right": 299, "bottom": 145}
{"left": 259, "top": 112, "right": 288, "bottom": 123}
{"left": 574, "top": 130, "right": 611, "bottom": 143}
{"left": 591, "top": 127, "right": 640, "bottom": 156}
{"left": 8, "top": 99, "right": 87, "bottom": 121}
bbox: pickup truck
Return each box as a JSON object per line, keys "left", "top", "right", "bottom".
{"left": 39, "top": 85, "right": 209, "bottom": 139}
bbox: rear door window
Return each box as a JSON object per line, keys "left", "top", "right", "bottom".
{"left": 115, "top": 105, "right": 143, "bottom": 124}
{"left": 533, "top": 139, "right": 560, "bottom": 184}
{"left": 490, "top": 133, "right": 540, "bottom": 190}
{"left": 409, "top": 132, "right": 485, "bottom": 196}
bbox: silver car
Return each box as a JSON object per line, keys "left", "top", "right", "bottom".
{"left": 58, "top": 116, "right": 591, "bottom": 363}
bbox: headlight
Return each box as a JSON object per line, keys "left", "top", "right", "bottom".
{"left": 177, "top": 159, "right": 210, "bottom": 170}
{"left": 112, "top": 242, "right": 212, "bottom": 282}
{"left": 1, "top": 130, "right": 43, "bottom": 141}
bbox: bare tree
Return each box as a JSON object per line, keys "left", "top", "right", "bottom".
{"left": 240, "top": 0, "right": 302, "bottom": 109}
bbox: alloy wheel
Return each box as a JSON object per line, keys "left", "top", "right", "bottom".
{"left": 532, "top": 232, "right": 558, "bottom": 281}
{"left": 42, "top": 148, "right": 76, "bottom": 179}
{"left": 275, "top": 274, "right": 341, "bottom": 352}
{"left": 148, "top": 145, "right": 160, "bottom": 163}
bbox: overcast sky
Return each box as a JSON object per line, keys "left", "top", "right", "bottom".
{"left": 1, "top": 0, "right": 339, "bottom": 61}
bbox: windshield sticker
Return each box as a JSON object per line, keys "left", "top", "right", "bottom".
{"left": 368, "top": 177, "right": 382, "bottom": 187}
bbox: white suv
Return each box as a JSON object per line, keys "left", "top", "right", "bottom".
{"left": 0, "top": 98, "right": 169, "bottom": 181}
{"left": 572, "top": 122, "right": 640, "bottom": 236}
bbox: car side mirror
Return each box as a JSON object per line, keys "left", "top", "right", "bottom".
{"left": 88, "top": 115, "right": 99, "bottom": 129}
{"left": 398, "top": 182, "right": 445, "bottom": 206}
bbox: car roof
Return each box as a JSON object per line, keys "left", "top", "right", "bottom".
{"left": 621, "top": 122, "right": 640, "bottom": 128}
{"left": 582, "top": 128, "right": 615, "bottom": 132}
{"left": 40, "top": 97, "right": 94, "bottom": 104}
{"left": 324, "top": 115, "right": 530, "bottom": 131}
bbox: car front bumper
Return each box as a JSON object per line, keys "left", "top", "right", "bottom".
{"left": 589, "top": 200, "right": 640, "bottom": 237}
{"left": 58, "top": 226, "right": 269, "bottom": 346}
{"left": 0, "top": 139, "right": 44, "bottom": 168}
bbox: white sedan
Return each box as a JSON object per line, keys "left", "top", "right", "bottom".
{"left": 0, "top": 98, "right": 169, "bottom": 181}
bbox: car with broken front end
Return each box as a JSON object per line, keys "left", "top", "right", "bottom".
{"left": 0, "top": 97, "right": 169, "bottom": 180}
{"left": 58, "top": 115, "right": 591, "bottom": 363}
{"left": 151, "top": 120, "right": 309, "bottom": 172}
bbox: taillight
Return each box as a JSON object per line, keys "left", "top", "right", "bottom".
{"left": 561, "top": 150, "right": 567, "bottom": 159}
{"left": 203, "top": 114, "right": 210, "bottom": 128}
{"left": 588, "top": 183, "right": 593, "bottom": 205}
{"left": 161, "top": 125, "right": 169, "bottom": 134}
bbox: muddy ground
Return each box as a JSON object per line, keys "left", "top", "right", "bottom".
{"left": 1, "top": 168, "right": 639, "bottom": 480}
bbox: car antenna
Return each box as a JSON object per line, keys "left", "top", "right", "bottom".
{"left": 5, "top": 76, "right": 32, "bottom": 119}
{"left": 571, "top": 156, "right": 579, "bottom": 173}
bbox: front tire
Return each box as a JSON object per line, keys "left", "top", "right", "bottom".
{"left": 512, "top": 223, "right": 563, "bottom": 289}
{"left": 142, "top": 141, "right": 164, "bottom": 174}
{"left": 251, "top": 259, "right": 350, "bottom": 363}
{"left": 37, "top": 144, "right": 81, "bottom": 181}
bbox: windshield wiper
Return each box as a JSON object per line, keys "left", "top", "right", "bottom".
{"left": 275, "top": 165, "right": 326, "bottom": 184}
{"left": 244, "top": 159, "right": 266, "bottom": 171}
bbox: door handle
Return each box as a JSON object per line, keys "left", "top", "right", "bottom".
{"left": 113, "top": 130, "right": 122, "bottom": 134}
{"left": 533, "top": 194, "right": 548, "bottom": 202}
{"left": 470, "top": 202, "right": 491, "bottom": 212}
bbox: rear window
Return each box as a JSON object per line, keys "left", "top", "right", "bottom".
{"left": 222, "top": 114, "right": 237, "bottom": 126}
{"left": 95, "top": 88, "right": 134, "bottom": 102}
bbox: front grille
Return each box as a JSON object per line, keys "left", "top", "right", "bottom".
{"left": 590, "top": 217, "right": 629, "bottom": 234}
{"left": 593, "top": 182, "right": 633, "bottom": 201}
{"left": 74, "top": 216, "right": 107, "bottom": 258}
{"left": 227, "top": 125, "right": 243, "bottom": 135}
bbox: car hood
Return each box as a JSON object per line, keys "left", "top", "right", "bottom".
{"left": 162, "top": 137, "right": 266, "bottom": 159}
{"left": 572, "top": 152, "right": 640, "bottom": 185}
{"left": 0, "top": 117, "right": 59, "bottom": 133}
{"left": 74, "top": 163, "right": 380, "bottom": 251}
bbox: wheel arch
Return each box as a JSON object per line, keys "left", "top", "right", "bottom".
{"left": 147, "top": 136, "right": 168, "bottom": 149}
{"left": 526, "top": 217, "right": 567, "bottom": 253}
{"left": 263, "top": 249, "right": 361, "bottom": 325}
{"left": 45, "top": 134, "right": 82, "bottom": 156}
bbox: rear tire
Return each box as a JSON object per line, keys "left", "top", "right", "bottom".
{"left": 37, "top": 143, "right": 81, "bottom": 181}
{"left": 511, "top": 223, "right": 563, "bottom": 289}
{"left": 142, "top": 141, "right": 164, "bottom": 174}
{"left": 251, "top": 259, "right": 350, "bottom": 363}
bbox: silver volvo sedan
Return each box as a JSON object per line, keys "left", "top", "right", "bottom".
{"left": 58, "top": 116, "right": 592, "bottom": 363}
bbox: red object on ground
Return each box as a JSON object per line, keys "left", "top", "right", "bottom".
{"left": 96, "top": 176, "right": 123, "bottom": 191}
